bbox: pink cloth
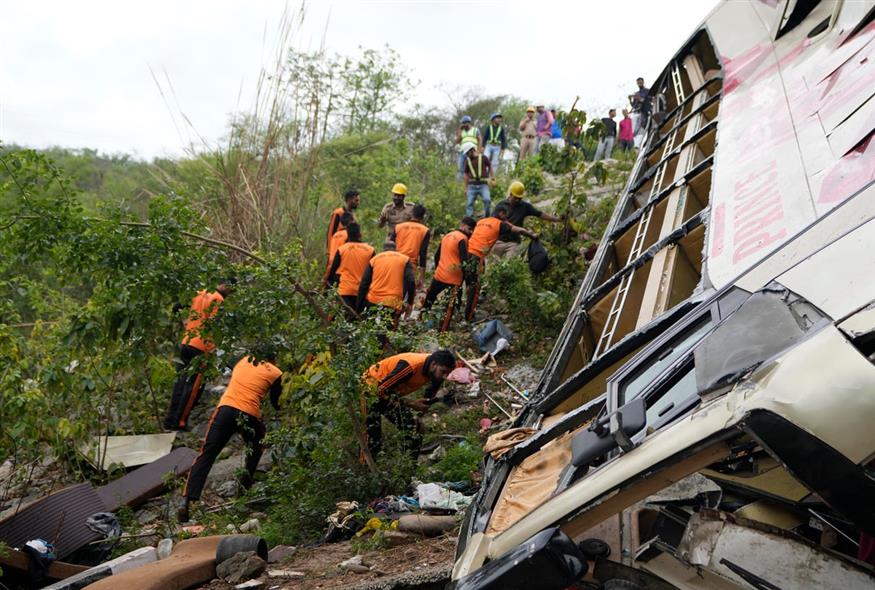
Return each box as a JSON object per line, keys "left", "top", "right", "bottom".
{"left": 448, "top": 367, "right": 478, "bottom": 384}
{"left": 619, "top": 117, "right": 634, "bottom": 141}
{"left": 536, "top": 110, "right": 554, "bottom": 136}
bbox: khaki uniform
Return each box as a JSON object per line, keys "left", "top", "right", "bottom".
{"left": 379, "top": 202, "right": 415, "bottom": 235}
{"left": 491, "top": 240, "right": 524, "bottom": 260}
{"left": 518, "top": 117, "right": 537, "bottom": 160}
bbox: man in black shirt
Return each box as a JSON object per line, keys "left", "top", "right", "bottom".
{"left": 594, "top": 109, "right": 617, "bottom": 162}
{"left": 492, "top": 180, "right": 562, "bottom": 259}
{"left": 480, "top": 113, "right": 507, "bottom": 172}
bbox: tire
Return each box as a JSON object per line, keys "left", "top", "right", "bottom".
{"left": 579, "top": 538, "right": 611, "bottom": 560}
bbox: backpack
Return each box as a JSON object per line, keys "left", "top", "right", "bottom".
{"left": 527, "top": 238, "right": 550, "bottom": 274}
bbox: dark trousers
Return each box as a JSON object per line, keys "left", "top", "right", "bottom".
{"left": 163, "top": 344, "right": 205, "bottom": 430}
{"left": 424, "top": 278, "right": 463, "bottom": 332}
{"left": 465, "top": 256, "right": 485, "bottom": 321}
{"left": 367, "top": 397, "right": 422, "bottom": 459}
{"left": 183, "top": 405, "right": 265, "bottom": 501}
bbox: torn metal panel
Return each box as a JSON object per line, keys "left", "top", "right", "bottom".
{"left": 676, "top": 511, "right": 875, "bottom": 589}
{"left": 97, "top": 446, "right": 198, "bottom": 510}
{"left": 80, "top": 433, "right": 177, "bottom": 470}
{"left": 0, "top": 483, "right": 105, "bottom": 559}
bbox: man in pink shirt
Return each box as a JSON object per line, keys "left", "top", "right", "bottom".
{"left": 534, "top": 104, "right": 554, "bottom": 154}
{"left": 618, "top": 108, "right": 635, "bottom": 152}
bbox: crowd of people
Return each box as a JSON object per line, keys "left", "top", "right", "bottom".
{"left": 170, "top": 78, "right": 653, "bottom": 522}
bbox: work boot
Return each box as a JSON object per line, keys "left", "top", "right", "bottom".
{"left": 177, "top": 497, "right": 191, "bottom": 523}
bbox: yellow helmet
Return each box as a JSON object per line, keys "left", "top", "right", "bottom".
{"left": 526, "top": 106, "right": 535, "bottom": 113}
{"left": 509, "top": 180, "right": 525, "bottom": 197}
{"left": 391, "top": 183, "right": 408, "bottom": 196}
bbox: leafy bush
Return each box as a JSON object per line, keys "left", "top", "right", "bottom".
{"left": 512, "top": 158, "right": 545, "bottom": 196}
{"left": 423, "top": 438, "right": 482, "bottom": 485}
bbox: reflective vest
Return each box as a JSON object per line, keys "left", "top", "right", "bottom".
{"left": 466, "top": 155, "right": 486, "bottom": 182}
{"left": 468, "top": 217, "right": 503, "bottom": 258}
{"left": 182, "top": 290, "right": 224, "bottom": 352}
{"left": 365, "top": 352, "right": 430, "bottom": 397}
{"left": 460, "top": 126, "right": 479, "bottom": 148}
{"left": 434, "top": 230, "right": 468, "bottom": 286}
{"left": 367, "top": 250, "right": 409, "bottom": 310}
{"left": 486, "top": 124, "right": 504, "bottom": 145}
{"left": 218, "top": 356, "right": 282, "bottom": 419}
{"left": 336, "top": 242, "right": 375, "bottom": 296}
{"left": 394, "top": 221, "right": 429, "bottom": 267}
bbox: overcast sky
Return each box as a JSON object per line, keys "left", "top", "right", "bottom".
{"left": 1, "top": 0, "right": 715, "bottom": 160}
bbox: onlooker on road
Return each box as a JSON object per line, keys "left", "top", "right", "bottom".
{"left": 163, "top": 281, "right": 234, "bottom": 431}
{"left": 594, "top": 109, "right": 617, "bottom": 162}
{"left": 481, "top": 113, "right": 507, "bottom": 172}
{"left": 518, "top": 107, "right": 538, "bottom": 160}
{"left": 456, "top": 115, "right": 480, "bottom": 179}
{"left": 492, "top": 181, "right": 562, "bottom": 259}
{"left": 618, "top": 108, "right": 635, "bottom": 152}
{"left": 378, "top": 183, "right": 415, "bottom": 236}
{"left": 178, "top": 352, "right": 282, "bottom": 522}
{"left": 629, "top": 77, "right": 651, "bottom": 146}
{"left": 534, "top": 104, "right": 554, "bottom": 154}
{"left": 549, "top": 108, "right": 564, "bottom": 148}
{"left": 462, "top": 143, "right": 494, "bottom": 217}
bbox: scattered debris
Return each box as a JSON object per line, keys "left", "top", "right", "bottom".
{"left": 340, "top": 555, "right": 372, "bottom": 573}
{"left": 41, "top": 546, "right": 157, "bottom": 590}
{"left": 226, "top": 518, "right": 260, "bottom": 533}
{"left": 482, "top": 427, "right": 538, "bottom": 459}
{"left": 216, "top": 550, "right": 267, "bottom": 585}
{"left": 415, "top": 483, "right": 472, "bottom": 513}
{"left": 267, "top": 569, "right": 305, "bottom": 578}
{"left": 80, "top": 433, "right": 177, "bottom": 470}
{"left": 266, "top": 544, "right": 297, "bottom": 564}
{"left": 397, "top": 514, "right": 457, "bottom": 537}
{"left": 324, "top": 500, "right": 361, "bottom": 542}
{"left": 156, "top": 538, "right": 173, "bottom": 560}
{"left": 234, "top": 580, "right": 264, "bottom": 589}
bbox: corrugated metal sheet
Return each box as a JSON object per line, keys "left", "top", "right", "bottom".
{"left": 97, "top": 446, "right": 198, "bottom": 510}
{"left": 0, "top": 483, "right": 105, "bottom": 559}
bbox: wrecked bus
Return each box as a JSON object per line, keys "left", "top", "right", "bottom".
{"left": 451, "top": 0, "right": 875, "bottom": 588}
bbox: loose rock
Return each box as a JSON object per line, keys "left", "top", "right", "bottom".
{"left": 267, "top": 544, "right": 297, "bottom": 563}
{"left": 216, "top": 551, "right": 267, "bottom": 585}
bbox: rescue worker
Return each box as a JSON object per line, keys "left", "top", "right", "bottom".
{"left": 492, "top": 181, "right": 562, "bottom": 259}
{"left": 357, "top": 240, "right": 416, "bottom": 317}
{"left": 463, "top": 143, "right": 494, "bottom": 217}
{"left": 481, "top": 113, "right": 507, "bottom": 171}
{"left": 466, "top": 204, "right": 537, "bottom": 320}
{"left": 363, "top": 349, "right": 456, "bottom": 458}
{"left": 177, "top": 351, "right": 283, "bottom": 522}
{"left": 456, "top": 115, "right": 480, "bottom": 178}
{"left": 327, "top": 189, "right": 360, "bottom": 254}
{"left": 423, "top": 216, "right": 476, "bottom": 331}
{"left": 392, "top": 204, "right": 430, "bottom": 288}
{"left": 325, "top": 212, "right": 353, "bottom": 277}
{"left": 378, "top": 183, "right": 415, "bottom": 237}
{"left": 163, "top": 281, "right": 234, "bottom": 431}
{"left": 518, "top": 106, "right": 537, "bottom": 160}
{"left": 327, "top": 222, "right": 375, "bottom": 314}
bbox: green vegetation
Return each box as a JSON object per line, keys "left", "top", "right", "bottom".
{"left": 0, "top": 41, "right": 634, "bottom": 550}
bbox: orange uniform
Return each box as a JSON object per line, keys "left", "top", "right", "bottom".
{"left": 327, "top": 207, "right": 347, "bottom": 253}
{"left": 328, "top": 228, "right": 348, "bottom": 266}
{"left": 365, "top": 352, "right": 431, "bottom": 397}
{"left": 394, "top": 221, "right": 430, "bottom": 268}
{"left": 468, "top": 217, "right": 506, "bottom": 258}
{"left": 434, "top": 230, "right": 469, "bottom": 286}
{"left": 218, "top": 356, "right": 283, "bottom": 419}
{"left": 363, "top": 251, "right": 413, "bottom": 310}
{"left": 334, "top": 242, "right": 375, "bottom": 296}
{"left": 182, "top": 290, "right": 224, "bottom": 352}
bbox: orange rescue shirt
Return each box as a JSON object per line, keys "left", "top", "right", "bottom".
{"left": 218, "top": 356, "right": 283, "bottom": 419}
{"left": 336, "top": 242, "right": 375, "bottom": 296}
{"left": 468, "top": 217, "right": 505, "bottom": 258}
{"left": 182, "top": 290, "right": 224, "bottom": 352}
{"left": 364, "top": 352, "right": 430, "bottom": 397}
{"left": 434, "top": 230, "right": 469, "bottom": 286}
{"left": 394, "top": 221, "right": 429, "bottom": 268}
{"left": 326, "top": 207, "right": 345, "bottom": 253}
{"left": 328, "top": 229, "right": 348, "bottom": 266}
{"left": 367, "top": 251, "right": 410, "bottom": 310}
